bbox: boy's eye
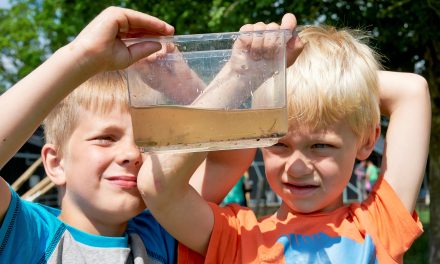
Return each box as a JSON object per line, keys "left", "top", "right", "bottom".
{"left": 272, "top": 142, "right": 287, "bottom": 148}
{"left": 311, "top": 143, "right": 332, "bottom": 149}
{"left": 92, "top": 135, "right": 115, "bottom": 144}
{"left": 266, "top": 142, "right": 288, "bottom": 152}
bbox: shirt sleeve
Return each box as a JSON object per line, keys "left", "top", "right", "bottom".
{"left": 361, "top": 177, "right": 423, "bottom": 261}
{"left": 178, "top": 202, "right": 260, "bottom": 264}
{"left": 0, "top": 186, "right": 64, "bottom": 263}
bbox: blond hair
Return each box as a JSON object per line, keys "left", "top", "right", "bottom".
{"left": 287, "top": 25, "right": 381, "bottom": 143}
{"left": 43, "top": 71, "right": 129, "bottom": 152}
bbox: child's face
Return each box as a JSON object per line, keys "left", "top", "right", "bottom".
{"left": 262, "top": 119, "right": 364, "bottom": 214}
{"left": 58, "top": 107, "right": 144, "bottom": 226}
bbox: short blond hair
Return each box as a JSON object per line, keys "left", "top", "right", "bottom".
{"left": 43, "top": 71, "right": 129, "bottom": 152}
{"left": 287, "top": 25, "right": 381, "bottom": 142}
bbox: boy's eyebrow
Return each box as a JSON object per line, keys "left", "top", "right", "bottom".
{"left": 96, "top": 124, "right": 125, "bottom": 132}
{"left": 84, "top": 122, "right": 125, "bottom": 136}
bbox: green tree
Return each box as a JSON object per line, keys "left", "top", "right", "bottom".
{"left": 1, "top": 0, "right": 438, "bottom": 262}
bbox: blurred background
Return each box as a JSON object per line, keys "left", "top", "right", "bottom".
{"left": 0, "top": 0, "right": 438, "bottom": 263}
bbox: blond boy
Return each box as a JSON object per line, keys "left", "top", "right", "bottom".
{"left": 139, "top": 25, "right": 431, "bottom": 263}
{"left": 0, "top": 7, "right": 181, "bottom": 263}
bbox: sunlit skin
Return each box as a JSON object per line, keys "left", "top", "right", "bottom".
{"left": 47, "top": 108, "right": 145, "bottom": 236}
{"left": 262, "top": 119, "right": 367, "bottom": 218}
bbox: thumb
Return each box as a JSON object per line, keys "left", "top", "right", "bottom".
{"left": 280, "top": 13, "right": 304, "bottom": 67}
{"left": 127, "top": 41, "right": 163, "bottom": 65}
{"left": 286, "top": 33, "right": 304, "bottom": 67}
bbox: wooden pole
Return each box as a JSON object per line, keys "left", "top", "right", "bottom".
{"left": 25, "top": 181, "right": 55, "bottom": 202}
{"left": 22, "top": 176, "right": 51, "bottom": 199}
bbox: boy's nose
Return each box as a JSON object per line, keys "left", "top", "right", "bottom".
{"left": 118, "top": 141, "right": 142, "bottom": 167}
{"left": 286, "top": 151, "right": 313, "bottom": 177}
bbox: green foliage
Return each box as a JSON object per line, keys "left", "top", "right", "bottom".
{"left": 1, "top": 0, "right": 438, "bottom": 92}
{"left": 1, "top": 1, "right": 43, "bottom": 90}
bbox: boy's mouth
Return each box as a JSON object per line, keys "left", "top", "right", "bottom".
{"left": 283, "top": 182, "right": 319, "bottom": 196}
{"left": 106, "top": 176, "right": 138, "bottom": 189}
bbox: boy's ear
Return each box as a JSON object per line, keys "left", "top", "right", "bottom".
{"left": 41, "top": 144, "right": 66, "bottom": 186}
{"left": 356, "top": 124, "right": 380, "bottom": 160}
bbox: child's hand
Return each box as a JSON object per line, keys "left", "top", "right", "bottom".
{"left": 229, "top": 13, "right": 303, "bottom": 82}
{"left": 70, "top": 6, "right": 174, "bottom": 74}
{"left": 129, "top": 46, "right": 206, "bottom": 104}
{"left": 281, "top": 13, "right": 304, "bottom": 67}
{"left": 191, "top": 13, "right": 303, "bottom": 108}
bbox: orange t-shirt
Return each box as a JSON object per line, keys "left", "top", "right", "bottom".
{"left": 178, "top": 177, "right": 422, "bottom": 263}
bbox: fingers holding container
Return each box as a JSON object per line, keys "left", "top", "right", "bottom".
{"left": 236, "top": 13, "right": 303, "bottom": 66}
{"left": 281, "top": 13, "right": 304, "bottom": 67}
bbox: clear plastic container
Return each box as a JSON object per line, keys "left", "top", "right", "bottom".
{"left": 125, "top": 30, "right": 289, "bottom": 152}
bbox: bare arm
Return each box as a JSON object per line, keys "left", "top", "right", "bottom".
{"left": 128, "top": 45, "right": 207, "bottom": 104}
{"left": 379, "top": 71, "right": 431, "bottom": 212}
{"left": 0, "top": 6, "right": 174, "bottom": 222}
{"left": 190, "top": 14, "right": 303, "bottom": 203}
{"left": 192, "top": 14, "right": 302, "bottom": 108}
{"left": 190, "top": 148, "right": 256, "bottom": 203}
{"left": 139, "top": 14, "right": 302, "bottom": 255}
{"left": 139, "top": 152, "right": 212, "bottom": 253}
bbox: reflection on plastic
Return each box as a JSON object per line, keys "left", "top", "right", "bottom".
{"left": 125, "top": 30, "right": 290, "bottom": 153}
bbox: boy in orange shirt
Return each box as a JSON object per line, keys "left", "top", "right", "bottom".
{"left": 139, "top": 25, "right": 431, "bottom": 263}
